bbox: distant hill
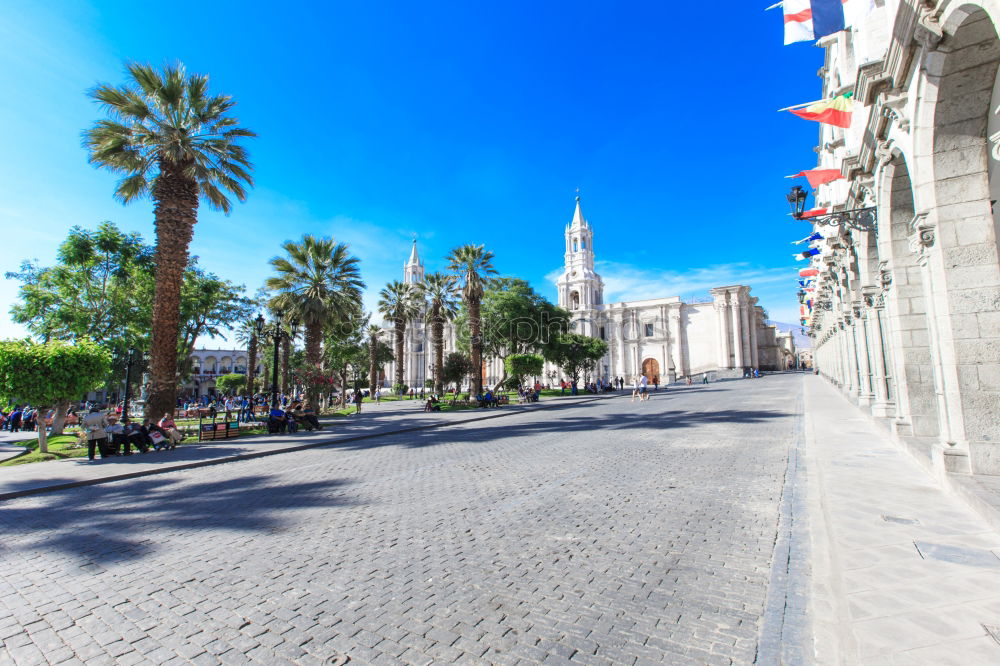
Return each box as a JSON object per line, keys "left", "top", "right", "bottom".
{"left": 768, "top": 321, "right": 812, "bottom": 349}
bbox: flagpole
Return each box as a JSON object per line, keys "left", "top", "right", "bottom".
{"left": 777, "top": 99, "right": 827, "bottom": 112}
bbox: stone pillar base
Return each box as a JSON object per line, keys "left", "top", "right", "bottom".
{"left": 871, "top": 401, "right": 895, "bottom": 418}
{"left": 857, "top": 393, "right": 874, "bottom": 407}
{"left": 943, "top": 448, "right": 972, "bottom": 475}
{"left": 893, "top": 419, "right": 914, "bottom": 438}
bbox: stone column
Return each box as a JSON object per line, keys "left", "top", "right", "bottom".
{"left": 748, "top": 305, "right": 760, "bottom": 369}
{"left": 854, "top": 301, "right": 874, "bottom": 407}
{"left": 669, "top": 308, "right": 685, "bottom": 377}
{"left": 714, "top": 302, "right": 730, "bottom": 368}
{"left": 731, "top": 294, "right": 745, "bottom": 370}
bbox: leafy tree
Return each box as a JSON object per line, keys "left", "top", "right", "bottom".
{"left": 266, "top": 235, "right": 364, "bottom": 405}
{"left": 214, "top": 373, "right": 246, "bottom": 395}
{"left": 378, "top": 281, "right": 421, "bottom": 390}
{"left": 177, "top": 263, "right": 254, "bottom": 377}
{"left": 0, "top": 339, "right": 111, "bottom": 453}
{"left": 446, "top": 244, "right": 498, "bottom": 396}
{"left": 419, "top": 272, "right": 459, "bottom": 395}
{"left": 364, "top": 323, "right": 393, "bottom": 391}
{"left": 457, "top": 278, "right": 568, "bottom": 386}
{"left": 234, "top": 317, "right": 260, "bottom": 394}
{"left": 323, "top": 311, "right": 367, "bottom": 408}
{"left": 504, "top": 353, "right": 544, "bottom": 389}
{"left": 85, "top": 61, "right": 256, "bottom": 420}
{"left": 546, "top": 334, "right": 608, "bottom": 387}
{"left": 441, "top": 352, "right": 473, "bottom": 398}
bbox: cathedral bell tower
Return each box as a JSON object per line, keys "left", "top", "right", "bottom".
{"left": 404, "top": 239, "right": 424, "bottom": 285}
{"left": 556, "top": 196, "right": 604, "bottom": 315}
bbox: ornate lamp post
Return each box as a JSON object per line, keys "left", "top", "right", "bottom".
{"left": 787, "top": 185, "right": 877, "bottom": 232}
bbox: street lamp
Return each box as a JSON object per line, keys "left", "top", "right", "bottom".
{"left": 786, "top": 185, "right": 877, "bottom": 232}
{"left": 122, "top": 346, "right": 137, "bottom": 420}
{"left": 259, "top": 310, "right": 299, "bottom": 410}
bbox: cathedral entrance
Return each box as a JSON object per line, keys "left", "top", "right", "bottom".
{"left": 641, "top": 358, "right": 659, "bottom": 385}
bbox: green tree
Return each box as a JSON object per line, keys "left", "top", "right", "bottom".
{"left": 441, "top": 352, "right": 473, "bottom": 399}
{"left": 266, "top": 235, "right": 364, "bottom": 405}
{"left": 378, "top": 281, "right": 421, "bottom": 391}
{"left": 456, "top": 278, "right": 569, "bottom": 387}
{"left": 322, "top": 311, "right": 367, "bottom": 408}
{"left": 364, "top": 323, "right": 393, "bottom": 392}
{"left": 85, "top": 61, "right": 256, "bottom": 420}
{"left": 547, "top": 334, "right": 608, "bottom": 388}
{"left": 504, "top": 353, "right": 545, "bottom": 389}
{"left": 177, "top": 263, "right": 254, "bottom": 378}
{"left": 234, "top": 317, "right": 260, "bottom": 394}
{"left": 214, "top": 373, "right": 246, "bottom": 395}
{"left": 446, "top": 244, "right": 498, "bottom": 396}
{"left": 0, "top": 339, "right": 111, "bottom": 453}
{"left": 419, "top": 272, "right": 459, "bottom": 395}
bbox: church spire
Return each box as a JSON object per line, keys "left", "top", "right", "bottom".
{"left": 406, "top": 238, "right": 421, "bottom": 266}
{"left": 569, "top": 195, "right": 589, "bottom": 230}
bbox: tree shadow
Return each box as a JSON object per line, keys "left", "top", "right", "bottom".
{"left": 0, "top": 474, "right": 357, "bottom": 563}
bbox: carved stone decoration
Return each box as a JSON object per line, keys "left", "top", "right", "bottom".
{"left": 878, "top": 260, "right": 892, "bottom": 289}
{"left": 914, "top": 6, "right": 944, "bottom": 52}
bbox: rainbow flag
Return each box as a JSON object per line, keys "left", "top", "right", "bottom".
{"left": 789, "top": 93, "right": 853, "bottom": 128}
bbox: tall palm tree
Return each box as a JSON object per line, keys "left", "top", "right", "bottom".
{"left": 378, "top": 281, "right": 421, "bottom": 392}
{"left": 266, "top": 235, "right": 364, "bottom": 405}
{"left": 366, "top": 323, "right": 384, "bottom": 392}
{"left": 447, "top": 244, "right": 498, "bottom": 395}
{"left": 85, "top": 62, "right": 255, "bottom": 419}
{"left": 234, "top": 318, "right": 259, "bottom": 395}
{"left": 420, "top": 272, "right": 459, "bottom": 395}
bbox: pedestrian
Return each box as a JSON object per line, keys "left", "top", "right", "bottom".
{"left": 703, "top": 372, "right": 710, "bottom": 384}
{"left": 374, "top": 387, "right": 382, "bottom": 405}
{"left": 8, "top": 406, "right": 22, "bottom": 433}
{"left": 353, "top": 390, "right": 363, "bottom": 414}
{"left": 81, "top": 407, "right": 110, "bottom": 461}
{"left": 631, "top": 377, "right": 640, "bottom": 402}
{"left": 639, "top": 374, "right": 649, "bottom": 401}
{"left": 653, "top": 376, "right": 659, "bottom": 392}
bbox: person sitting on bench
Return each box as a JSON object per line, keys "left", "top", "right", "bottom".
{"left": 268, "top": 405, "right": 287, "bottom": 433}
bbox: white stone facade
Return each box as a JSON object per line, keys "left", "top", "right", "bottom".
{"left": 383, "top": 200, "right": 791, "bottom": 389}
{"left": 180, "top": 348, "right": 259, "bottom": 397}
{"left": 802, "top": 0, "right": 1000, "bottom": 475}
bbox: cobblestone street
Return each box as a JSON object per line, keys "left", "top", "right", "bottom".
{"left": 0, "top": 377, "right": 801, "bottom": 665}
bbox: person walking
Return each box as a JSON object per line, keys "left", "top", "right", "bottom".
{"left": 353, "top": 389, "right": 363, "bottom": 415}
{"left": 630, "top": 377, "right": 640, "bottom": 403}
{"left": 639, "top": 374, "right": 649, "bottom": 401}
{"left": 81, "top": 407, "right": 110, "bottom": 461}
{"left": 374, "top": 387, "right": 382, "bottom": 405}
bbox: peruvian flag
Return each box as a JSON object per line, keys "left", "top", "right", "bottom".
{"left": 783, "top": 0, "right": 847, "bottom": 44}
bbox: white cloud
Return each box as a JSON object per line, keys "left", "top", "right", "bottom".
{"left": 547, "top": 260, "right": 799, "bottom": 325}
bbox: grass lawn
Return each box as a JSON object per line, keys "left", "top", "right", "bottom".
{"left": 0, "top": 435, "right": 89, "bottom": 466}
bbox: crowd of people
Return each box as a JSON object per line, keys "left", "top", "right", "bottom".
{"left": 79, "top": 409, "right": 185, "bottom": 461}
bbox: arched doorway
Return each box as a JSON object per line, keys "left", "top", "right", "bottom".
{"left": 641, "top": 358, "right": 659, "bottom": 384}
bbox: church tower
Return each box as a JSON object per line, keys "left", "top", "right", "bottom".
{"left": 403, "top": 240, "right": 424, "bottom": 285}
{"left": 556, "top": 196, "right": 604, "bottom": 313}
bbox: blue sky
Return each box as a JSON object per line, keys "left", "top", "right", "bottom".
{"left": 0, "top": 0, "right": 825, "bottom": 344}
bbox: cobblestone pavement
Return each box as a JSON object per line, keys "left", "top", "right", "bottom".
{"left": 0, "top": 376, "right": 802, "bottom": 665}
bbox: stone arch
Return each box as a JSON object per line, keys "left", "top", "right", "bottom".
{"left": 917, "top": 4, "right": 1000, "bottom": 471}
{"left": 878, "top": 151, "right": 940, "bottom": 442}
{"left": 571, "top": 291, "right": 580, "bottom": 309}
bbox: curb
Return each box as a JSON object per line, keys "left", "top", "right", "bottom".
{"left": 0, "top": 394, "right": 611, "bottom": 503}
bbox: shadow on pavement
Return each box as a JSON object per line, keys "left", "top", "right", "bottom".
{"left": 0, "top": 474, "right": 356, "bottom": 562}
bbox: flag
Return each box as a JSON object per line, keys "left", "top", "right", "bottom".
{"left": 789, "top": 94, "right": 853, "bottom": 128}
{"left": 801, "top": 207, "right": 828, "bottom": 218}
{"left": 783, "top": 0, "right": 847, "bottom": 44}
{"left": 794, "top": 248, "right": 821, "bottom": 260}
{"left": 793, "top": 232, "right": 823, "bottom": 245}
{"left": 790, "top": 169, "right": 844, "bottom": 188}
{"left": 799, "top": 268, "right": 819, "bottom": 277}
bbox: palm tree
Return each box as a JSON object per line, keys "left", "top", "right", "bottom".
{"left": 234, "top": 318, "right": 259, "bottom": 395}
{"left": 85, "top": 62, "right": 255, "bottom": 419}
{"left": 366, "top": 323, "right": 384, "bottom": 392}
{"left": 378, "top": 281, "right": 421, "bottom": 392}
{"left": 266, "top": 235, "right": 364, "bottom": 405}
{"left": 420, "top": 272, "right": 459, "bottom": 395}
{"left": 447, "top": 244, "right": 498, "bottom": 395}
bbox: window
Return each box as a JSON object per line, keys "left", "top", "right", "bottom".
{"left": 644, "top": 323, "right": 654, "bottom": 337}
{"left": 581, "top": 239, "right": 586, "bottom": 249}
{"left": 572, "top": 239, "right": 578, "bottom": 252}
{"left": 599, "top": 326, "right": 606, "bottom": 340}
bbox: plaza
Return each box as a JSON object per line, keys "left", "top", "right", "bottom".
{"left": 3, "top": 374, "right": 1000, "bottom": 664}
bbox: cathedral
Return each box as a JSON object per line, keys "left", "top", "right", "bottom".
{"left": 381, "top": 198, "right": 794, "bottom": 389}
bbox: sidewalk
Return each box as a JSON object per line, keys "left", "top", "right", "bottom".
{"left": 802, "top": 375, "right": 1000, "bottom": 664}
{"left": 0, "top": 393, "right": 611, "bottom": 502}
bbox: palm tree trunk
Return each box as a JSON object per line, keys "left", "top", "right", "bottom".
{"left": 281, "top": 335, "right": 291, "bottom": 396}
{"left": 394, "top": 321, "right": 406, "bottom": 390}
{"left": 470, "top": 298, "right": 483, "bottom": 395}
{"left": 432, "top": 306, "right": 444, "bottom": 395}
{"left": 369, "top": 334, "right": 378, "bottom": 392}
{"left": 247, "top": 334, "right": 258, "bottom": 396}
{"left": 145, "top": 165, "right": 198, "bottom": 419}
{"left": 305, "top": 321, "right": 322, "bottom": 405}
